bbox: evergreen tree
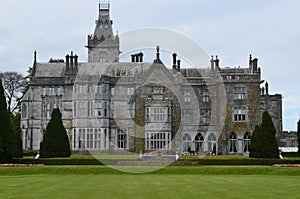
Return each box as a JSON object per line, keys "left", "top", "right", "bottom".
{"left": 12, "top": 113, "right": 23, "bottom": 158}
{"left": 249, "top": 125, "right": 260, "bottom": 158}
{"left": 0, "top": 79, "right": 15, "bottom": 162}
{"left": 40, "top": 108, "right": 71, "bottom": 158}
{"left": 297, "top": 120, "right": 300, "bottom": 156}
{"left": 249, "top": 111, "right": 279, "bottom": 158}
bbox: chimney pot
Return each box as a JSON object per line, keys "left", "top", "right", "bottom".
{"left": 139, "top": 52, "right": 143, "bottom": 62}
{"left": 177, "top": 60, "right": 181, "bottom": 71}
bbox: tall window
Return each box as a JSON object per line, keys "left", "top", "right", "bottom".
{"left": 182, "top": 134, "right": 191, "bottom": 152}
{"left": 117, "top": 129, "right": 127, "bottom": 149}
{"left": 95, "top": 84, "right": 108, "bottom": 94}
{"left": 110, "top": 102, "right": 115, "bottom": 118}
{"left": 201, "top": 109, "right": 211, "bottom": 124}
{"left": 183, "top": 109, "right": 193, "bottom": 123}
{"left": 111, "top": 87, "right": 115, "bottom": 96}
{"left": 78, "top": 129, "right": 86, "bottom": 149}
{"left": 94, "top": 129, "right": 101, "bottom": 149}
{"left": 78, "top": 85, "right": 85, "bottom": 94}
{"left": 243, "top": 132, "right": 251, "bottom": 153}
{"left": 41, "top": 87, "right": 47, "bottom": 96}
{"left": 146, "top": 107, "right": 169, "bottom": 122}
{"left": 46, "top": 101, "right": 54, "bottom": 119}
{"left": 195, "top": 133, "right": 204, "bottom": 152}
{"left": 128, "top": 102, "right": 135, "bottom": 118}
{"left": 57, "top": 87, "right": 61, "bottom": 96}
{"left": 145, "top": 132, "right": 171, "bottom": 150}
{"left": 229, "top": 132, "right": 238, "bottom": 153}
{"left": 153, "top": 87, "right": 163, "bottom": 100}
{"left": 78, "top": 101, "right": 86, "bottom": 117}
{"left": 87, "top": 129, "right": 93, "bottom": 149}
{"left": 202, "top": 91, "right": 210, "bottom": 103}
{"left": 87, "top": 101, "right": 93, "bottom": 117}
{"left": 48, "top": 87, "right": 55, "bottom": 96}
{"left": 234, "top": 87, "right": 246, "bottom": 100}
{"left": 127, "top": 87, "right": 135, "bottom": 96}
{"left": 95, "top": 101, "right": 102, "bottom": 117}
{"left": 233, "top": 107, "right": 247, "bottom": 122}
{"left": 184, "top": 91, "right": 191, "bottom": 102}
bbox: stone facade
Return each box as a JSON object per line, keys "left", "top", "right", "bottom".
{"left": 20, "top": 3, "right": 283, "bottom": 155}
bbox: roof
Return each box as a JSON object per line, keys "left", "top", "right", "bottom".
{"left": 34, "top": 63, "right": 65, "bottom": 77}
{"left": 74, "top": 62, "right": 152, "bottom": 83}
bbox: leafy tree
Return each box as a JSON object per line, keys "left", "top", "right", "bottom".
{"left": 0, "top": 79, "right": 16, "bottom": 162}
{"left": 297, "top": 120, "right": 300, "bottom": 156}
{"left": 40, "top": 108, "right": 71, "bottom": 158}
{"left": 249, "top": 111, "right": 279, "bottom": 158}
{"left": 0, "top": 72, "right": 28, "bottom": 114}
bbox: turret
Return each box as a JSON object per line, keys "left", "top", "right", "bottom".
{"left": 86, "top": 1, "right": 120, "bottom": 63}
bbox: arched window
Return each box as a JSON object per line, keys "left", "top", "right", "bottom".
{"left": 182, "top": 134, "right": 191, "bottom": 152}
{"left": 195, "top": 133, "right": 204, "bottom": 152}
{"left": 208, "top": 133, "right": 217, "bottom": 154}
{"left": 243, "top": 132, "right": 251, "bottom": 153}
{"left": 229, "top": 132, "right": 237, "bottom": 153}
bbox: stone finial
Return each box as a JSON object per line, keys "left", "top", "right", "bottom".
{"left": 156, "top": 46, "right": 160, "bottom": 60}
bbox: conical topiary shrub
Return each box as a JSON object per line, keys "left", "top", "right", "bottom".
{"left": 40, "top": 108, "right": 71, "bottom": 158}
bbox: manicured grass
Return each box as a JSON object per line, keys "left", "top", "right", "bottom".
{"left": 1, "top": 166, "right": 300, "bottom": 198}
{"left": 0, "top": 173, "right": 300, "bottom": 199}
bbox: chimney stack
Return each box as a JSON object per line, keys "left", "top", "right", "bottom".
{"left": 261, "top": 87, "right": 265, "bottom": 95}
{"left": 139, "top": 52, "right": 143, "bottom": 62}
{"left": 131, "top": 52, "right": 144, "bottom": 63}
{"left": 172, "top": 53, "right": 177, "bottom": 70}
{"left": 253, "top": 58, "right": 258, "bottom": 72}
{"left": 66, "top": 54, "right": 70, "bottom": 68}
{"left": 210, "top": 55, "right": 215, "bottom": 71}
{"left": 214, "top": 56, "right": 220, "bottom": 69}
{"left": 74, "top": 54, "right": 78, "bottom": 68}
{"left": 70, "top": 51, "right": 74, "bottom": 67}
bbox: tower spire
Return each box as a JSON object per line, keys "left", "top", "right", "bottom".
{"left": 87, "top": 1, "right": 119, "bottom": 63}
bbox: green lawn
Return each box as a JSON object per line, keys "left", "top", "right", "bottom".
{"left": 0, "top": 166, "right": 300, "bottom": 199}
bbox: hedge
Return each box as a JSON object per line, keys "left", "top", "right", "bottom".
{"left": 12, "top": 157, "right": 300, "bottom": 166}
{"left": 172, "top": 158, "right": 300, "bottom": 166}
{"left": 282, "top": 152, "right": 299, "bottom": 157}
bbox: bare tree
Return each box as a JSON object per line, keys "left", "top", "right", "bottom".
{"left": 0, "top": 72, "right": 27, "bottom": 113}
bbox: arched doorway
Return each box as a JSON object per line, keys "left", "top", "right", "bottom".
{"left": 182, "top": 134, "right": 191, "bottom": 152}
{"left": 228, "top": 132, "right": 237, "bottom": 153}
{"left": 195, "top": 133, "right": 204, "bottom": 153}
{"left": 243, "top": 132, "right": 251, "bottom": 153}
{"left": 207, "top": 133, "right": 217, "bottom": 155}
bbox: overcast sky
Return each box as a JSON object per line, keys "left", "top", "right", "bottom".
{"left": 0, "top": 0, "right": 299, "bottom": 131}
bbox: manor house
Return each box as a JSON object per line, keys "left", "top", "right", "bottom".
{"left": 20, "top": 3, "right": 282, "bottom": 155}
